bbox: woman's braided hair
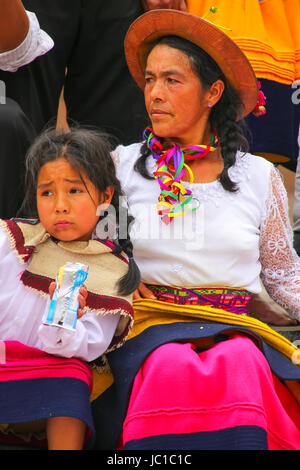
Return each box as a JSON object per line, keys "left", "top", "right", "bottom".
{"left": 134, "top": 35, "right": 250, "bottom": 191}
{"left": 19, "top": 126, "right": 140, "bottom": 296}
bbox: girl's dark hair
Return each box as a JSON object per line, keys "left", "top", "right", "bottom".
{"left": 19, "top": 126, "right": 140, "bottom": 296}
{"left": 135, "top": 35, "right": 250, "bottom": 192}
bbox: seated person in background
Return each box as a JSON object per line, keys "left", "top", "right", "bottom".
{"left": 0, "top": 0, "right": 53, "bottom": 219}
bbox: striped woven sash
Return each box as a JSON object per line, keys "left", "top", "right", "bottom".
{"left": 147, "top": 285, "right": 252, "bottom": 315}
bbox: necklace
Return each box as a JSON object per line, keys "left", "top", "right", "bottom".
{"left": 143, "top": 127, "right": 220, "bottom": 223}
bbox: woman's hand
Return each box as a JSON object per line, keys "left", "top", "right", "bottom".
{"left": 248, "top": 294, "right": 298, "bottom": 326}
{"left": 133, "top": 285, "right": 298, "bottom": 325}
{"left": 133, "top": 282, "right": 156, "bottom": 300}
{"left": 49, "top": 282, "right": 88, "bottom": 319}
{"left": 141, "top": 0, "right": 187, "bottom": 12}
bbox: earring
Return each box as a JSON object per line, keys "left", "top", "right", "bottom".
{"left": 208, "top": 101, "right": 213, "bottom": 108}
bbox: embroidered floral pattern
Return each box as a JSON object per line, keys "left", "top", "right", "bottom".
{"left": 260, "top": 167, "right": 300, "bottom": 320}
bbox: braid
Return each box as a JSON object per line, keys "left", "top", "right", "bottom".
{"left": 134, "top": 140, "right": 154, "bottom": 180}
{"left": 111, "top": 192, "right": 141, "bottom": 296}
{"left": 117, "top": 234, "right": 140, "bottom": 297}
{"left": 212, "top": 98, "right": 249, "bottom": 192}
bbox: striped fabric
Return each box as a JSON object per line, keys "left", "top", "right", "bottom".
{"left": 147, "top": 285, "right": 252, "bottom": 314}
{"left": 187, "top": 0, "right": 300, "bottom": 84}
{"left": 0, "top": 341, "right": 94, "bottom": 448}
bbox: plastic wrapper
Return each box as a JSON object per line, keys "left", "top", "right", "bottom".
{"left": 44, "top": 262, "right": 88, "bottom": 330}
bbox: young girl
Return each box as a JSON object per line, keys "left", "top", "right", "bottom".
{"left": 0, "top": 126, "right": 140, "bottom": 450}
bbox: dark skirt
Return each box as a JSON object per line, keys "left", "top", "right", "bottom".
{"left": 0, "top": 341, "right": 94, "bottom": 448}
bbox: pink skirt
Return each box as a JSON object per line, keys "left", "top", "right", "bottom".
{"left": 120, "top": 335, "right": 300, "bottom": 450}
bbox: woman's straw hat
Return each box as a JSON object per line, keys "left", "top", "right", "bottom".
{"left": 124, "top": 9, "right": 258, "bottom": 119}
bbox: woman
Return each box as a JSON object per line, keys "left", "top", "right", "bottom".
{"left": 91, "top": 10, "right": 300, "bottom": 450}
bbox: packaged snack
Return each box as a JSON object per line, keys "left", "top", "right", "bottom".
{"left": 44, "top": 262, "right": 88, "bottom": 330}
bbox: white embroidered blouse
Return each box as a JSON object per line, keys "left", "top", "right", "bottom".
{"left": 113, "top": 142, "right": 300, "bottom": 321}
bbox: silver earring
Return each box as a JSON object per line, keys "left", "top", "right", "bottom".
{"left": 208, "top": 101, "right": 213, "bottom": 108}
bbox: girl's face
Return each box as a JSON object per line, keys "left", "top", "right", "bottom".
{"left": 144, "top": 44, "right": 213, "bottom": 146}
{"left": 36, "top": 157, "right": 114, "bottom": 241}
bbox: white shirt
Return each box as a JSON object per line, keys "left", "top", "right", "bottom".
{"left": 113, "top": 142, "right": 300, "bottom": 320}
{"left": 0, "top": 11, "right": 53, "bottom": 72}
{"left": 0, "top": 226, "right": 120, "bottom": 361}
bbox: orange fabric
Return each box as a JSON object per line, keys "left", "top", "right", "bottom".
{"left": 187, "top": 0, "right": 300, "bottom": 84}
{"left": 284, "top": 0, "right": 300, "bottom": 80}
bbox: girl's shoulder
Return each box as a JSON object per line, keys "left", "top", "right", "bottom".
{"left": 0, "top": 218, "right": 43, "bottom": 265}
{"left": 0, "top": 220, "right": 12, "bottom": 254}
{"left": 0, "top": 219, "right": 27, "bottom": 270}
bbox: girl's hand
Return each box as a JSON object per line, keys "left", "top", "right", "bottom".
{"left": 76, "top": 285, "right": 88, "bottom": 318}
{"left": 48, "top": 282, "right": 88, "bottom": 319}
{"left": 133, "top": 282, "right": 156, "bottom": 300}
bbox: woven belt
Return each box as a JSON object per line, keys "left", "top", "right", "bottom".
{"left": 146, "top": 285, "right": 252, "bottom": 315}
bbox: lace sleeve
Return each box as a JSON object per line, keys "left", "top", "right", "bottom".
{"left": 260, "top": 166, "right": 300, "bottom": 321}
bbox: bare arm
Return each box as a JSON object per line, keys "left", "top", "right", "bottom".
{"left": 0, "top": 0, "right": 29, "bottom": 52}
{"left": 141, "top": 0, "right": 187, "bottom": 12}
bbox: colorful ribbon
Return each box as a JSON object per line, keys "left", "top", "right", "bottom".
{"left": 143, "top": 127, "right": 220, "bottom": 222}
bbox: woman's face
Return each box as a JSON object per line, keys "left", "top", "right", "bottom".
{"left": 36, "top": 157, "right": 114, "bottom": 241}
{"left": 144, "top": 43, "right": 212, "bottom": 146}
